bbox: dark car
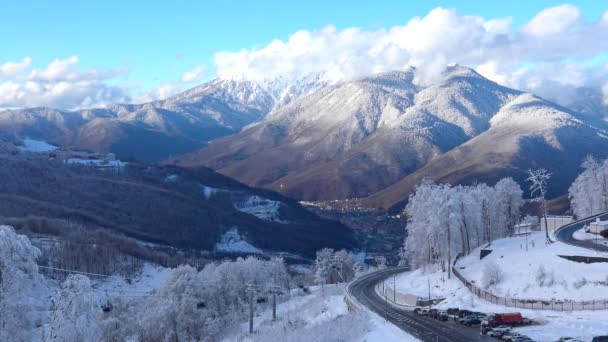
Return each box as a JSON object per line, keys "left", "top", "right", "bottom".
{"left": 447, "top": 308, "right": 460, "bottom": 315}
{"left": 463, "top": 317, "right": 482, "bottom": 326}
{"left": 437, "top": 314, "right": 449, "bottom": 321}
{"left": 592, "top": 337, "right": 608, "bottom": 342}
{"left": 458, "top": 309, "right": 473, "bottom": 318}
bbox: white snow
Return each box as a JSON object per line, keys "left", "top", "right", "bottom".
{"left": 202, "top": 185, "right": 218, "bottom": 199}
{"left": 234, "top": 195, "right": 286, "bottom": 223}
{"left": 164, "top": 174, "right": 178, "bottom": 182}
{"left": 215, "top": 228, "right": 261, "bottom": 254}
{"left": 66, "top": 158, "right": 126, "bottom": 169}
{"left": 93, "top": 263, "right": 172, "bottom": 295}
{"left": 221, "top": 284, "right": 418, "bottom": 342}
{"left": 394, "top": 232, "right": 608, "bottom": 341}
{"left": 16, "top": 138, "right": 58, "bottom": 152}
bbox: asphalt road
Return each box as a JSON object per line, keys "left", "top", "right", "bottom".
{"left": 554, "top": 212, "right": 608, "bottom": 252}
{"left": 347, "top": 267, "right": 494, "bottom": 342}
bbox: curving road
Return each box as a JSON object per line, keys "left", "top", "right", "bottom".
{"left": 346, "top": 267, "right": 493, "bottom": 342}
{"left": 554, "top": 212, "right": 608, "bottom": 252}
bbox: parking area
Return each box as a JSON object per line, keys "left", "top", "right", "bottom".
{"left": 413, "top": 307, "right": 539, "bottom": 342}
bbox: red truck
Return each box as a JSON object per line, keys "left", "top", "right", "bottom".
{"left": 485, "top": 313, "right": 524, "bottom": 327}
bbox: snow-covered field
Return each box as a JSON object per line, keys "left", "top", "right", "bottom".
{"left": 221, "top": 284, "right": 417, "bottom": 342}
{"left": 394, "top": 232, "right": 608, "bottom": 341}
{"left": 17, "top": 138, "right": 59, "bottom": 152}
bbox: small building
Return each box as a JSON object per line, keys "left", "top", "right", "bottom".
{"left": 514, "top": 223, "right": 532, "bottom": 236}
{"left": 589, "top": 219, "right": 608, "bottom": 234}
{"left": 540, "top": 215, "right": 573, "bottom": 233}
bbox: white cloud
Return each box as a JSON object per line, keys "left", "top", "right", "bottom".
{"left": 213, "top": 5, "right": 608, "bottom": 106}
{"left": 523, "top": 4, "right": 581, "bottom": 37}
{"left": 0, "top": 57, "right": 32, "bottom": 78}
{"left": 0, "top": 56, "right": 130, "bottom": 109}
{"left": 132, "top": 83, "right": 183, "bottom": 104}
{"left": 181, "top": 65, "right": 207, "bottom": 83}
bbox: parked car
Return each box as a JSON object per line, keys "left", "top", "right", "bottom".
{"left": 487, "top": 327, "right": 511, "bottom": 337}
{"left": 592, "top": 337, "right": 608, "bottom": 342}
{"left": 501, "top": 332, "right": 523, "bottom": 341}
{"left": 428, "top": 309, "right": 439, "bottom": 319}
{"left": 437, "top": 314, "right": 449, "bottom": 321}
{"left": 512, "top": 337, "right": 534, "bottom": 342}
{"left": 458, "top": 309, "right": 473, "bottom": 317}
{"left": 413, "top": 308, "right": 421, "bottom": 314}
{"left": 417, "top": 309, "right": 429, "bottom": 316}
{"left": 447, "top": 308, "right": 460, "bottom": 315}
{"left": 459, "top": 313, "right": 487, "bottom": 324}
{"left": 463, "top": 317, "right": 482, "bottom": 326}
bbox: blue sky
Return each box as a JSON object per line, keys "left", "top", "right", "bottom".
{"left": 0, "top": 0, "right": 604, "bottom": 86}
{"left": 0, "top": 1, "right": 606, "bottom": 108}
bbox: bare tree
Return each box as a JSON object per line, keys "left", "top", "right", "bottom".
{"left": 526, "top": 168, "right": 553, "bottom": 244}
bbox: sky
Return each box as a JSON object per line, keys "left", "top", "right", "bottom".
{"left": 0, "top": 1, "right": 607, "bottom": 109}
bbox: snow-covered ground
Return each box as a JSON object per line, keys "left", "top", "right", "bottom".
{"left": 92, "top": 263, "right": 172, "bottom": 295}
{"left": 66, "top": 158, "right": 126, "bottom": 169}
{"left": 216, "top": 228, "right": 262, "bottom": 254}
{"left": 16, "top": 138, "right": 59, "bottom": 152}
{"left": 221, "top": 284, "right": 418, "bottom": 342}
{"left": 235, "top": 195, "right": 286, "bottom": 223}
{"left": 394, "top": 232, "right": 608, "bottom": 341}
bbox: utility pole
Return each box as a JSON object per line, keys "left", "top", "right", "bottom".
{"left": 268, "top": 285, "right": 281, "bottom": 322}
{"left": 427, "top": 277, "right": 431, "bottom": 303}
{"left": 247, "top": 284, "right": 258, "bottom": 334}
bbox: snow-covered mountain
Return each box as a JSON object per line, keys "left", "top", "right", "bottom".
{"left": 0, "top": 75, "right": 329, "bottom": 162}
{"left": 176, "top": 66, "right": 608, "bottom": 208}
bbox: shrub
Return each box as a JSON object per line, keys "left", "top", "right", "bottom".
{"left": 481, "top": 261, "right": 504, "bottom": 289}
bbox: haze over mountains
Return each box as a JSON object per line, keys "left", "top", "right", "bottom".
{"left": 3, "top": 65, "right": 608, "bottom": 212}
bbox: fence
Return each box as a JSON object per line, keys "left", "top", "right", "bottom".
{"left": 452, "top": 267, "right": 608, "bottom": 311}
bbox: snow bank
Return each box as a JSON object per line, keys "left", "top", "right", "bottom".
{"left": 395, "top": 232, "right": 608, "bottom": 341}
{"left": 235, "top": 195, "right": 286, "bottom": 223}
{"left": 221, "top": 285, "right": 417, "bottom": 342}
{"left": 456, "top": 232, "right": 608, "bottom": 301}
{"left": 17, "top": 138, "right": 58, "bottom": 152}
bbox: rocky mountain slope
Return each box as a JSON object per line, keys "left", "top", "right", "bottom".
{"left": 0, "top": 76, "right": 328, "bottom": 162}
{"left": 175, "top": 66, "right": 608, "bottom": 210}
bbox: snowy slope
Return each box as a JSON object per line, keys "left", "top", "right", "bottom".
{"left": 180, "top": 65, "right": 606, "bottom": 203}
{"left": 221, "top": 284, "right": 418, "bottom": 342}
{"left": 0, "top": 74, "right": 328, "bottom": 162}
{"left": 394, "top": 232, "right": 608, "bottom": 341}
{"left": 364, "top": 92, "right": 608, "bottom": 211}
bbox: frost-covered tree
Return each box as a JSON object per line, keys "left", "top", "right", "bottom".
{"left": 569, "top": 156, "right": 608, "bottom": 218}
{"left": 404, "top": 179, "right": 523, "bottom": 270}
{"left": 481, "top": 261, "right": 504, "bottom": 289}
{"left": 527, "top": 168, "right": 553, "bottom": 243}
{"left": 313, "top": 248, "right": 358, "bottom": 285}
{"left": 494, "top": 178, "right": 524, "bottom": 236}
{"left": 0, "top": 226, "right": 52, "bottom": 341}
{"left": 104, "top": 256, "right": 291, "bottom": 341}
{"left": 46, "top": 274, "right": 105, "bottom": 341}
